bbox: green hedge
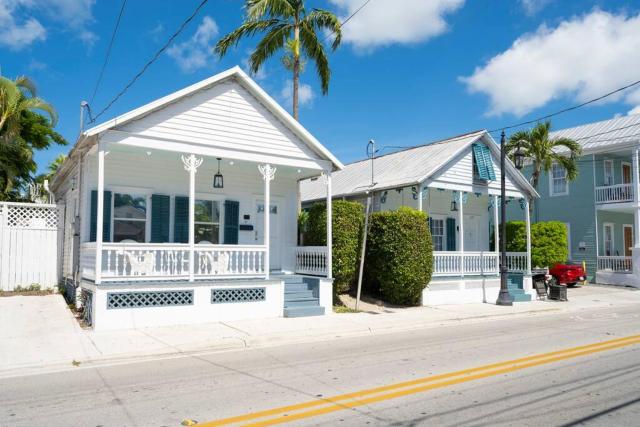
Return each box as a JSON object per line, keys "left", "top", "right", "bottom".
{"left": 504, "top": 220, "right": 568, "bottom": 268}
{"left": 306, "top": 200, "right": 364, "bottom": 295}
{"left": 365, "top": 207, "right": 433, "bottom": 305}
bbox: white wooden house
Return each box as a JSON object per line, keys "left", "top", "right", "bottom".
{"left": 51, "top": 67, "right": 341, "bottom": 330}
{"left": 301, "top": 131, "right": 540, "bottom": 305}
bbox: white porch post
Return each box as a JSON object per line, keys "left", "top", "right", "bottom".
{"left": 323, "top": 170, "right": 333, "bottom": 279}
{"left": 95, "top": 141, "right": 105, "bottom": 284}
{"left": 633, "top": 148, "right": 640, "bottom": 247}
{"left": 525, "top": 199, "right": 532, "bottom": 275}
{"left": 182, "top": 154, "right": 203, "bottom": 283}
{"left": 259, "top": 164, "right": 276, "bottom": 279}
{"left": 417, "top": 186, "right": 423, "bottom": 212}
{"left": 458, "top": 191, "right": 464, "bottom": 277}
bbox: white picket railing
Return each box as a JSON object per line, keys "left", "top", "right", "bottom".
{"left": 433, "top": 251, "right": 529, "bottom": 276}
{"left": 81, "top": 243, "right": 267, "bottom": 281}
{"left": 597, "top": 256, "right": 632, "bottom": 272}
{"left": 294, "top": 246, "right": 328, "bottom": 276}
{"left": 595, "top": 183, "right": 634, "bottom": 204}
{"left": 194, "top": 245, "right": 266, "bottom": 277}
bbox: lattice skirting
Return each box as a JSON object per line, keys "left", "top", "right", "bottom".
{"left": 211, "top": 287, "right": 266, "bottom": 304}
{"left": 107, "top": 290, "right": 194, "bottom": 309}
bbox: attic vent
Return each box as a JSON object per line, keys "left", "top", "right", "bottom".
{"left": 472, "top": 143, "right": 496, "bottom": 181}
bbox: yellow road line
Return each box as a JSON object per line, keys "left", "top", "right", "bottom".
{"left": 197, "top": 334, "right": 640, "bottom": 427}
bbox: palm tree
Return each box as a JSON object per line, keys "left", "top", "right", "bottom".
{"left": 0, "top": 76, "right": 57, "bottom": 143}
{"left": 505, "top": 121, "right": 582, "bottom": 216}
{"left": 215, "top": 0, "right": 342, "bottom": 120}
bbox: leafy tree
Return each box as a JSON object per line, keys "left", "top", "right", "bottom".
{"left": 215, "top": 0, "right": 342, "bottom": 120}
{"left": 505, "top": 121, "right": 581, "bottom": 215}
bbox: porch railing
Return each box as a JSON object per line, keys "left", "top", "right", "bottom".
{"left": 294, "top": 246, "right": 328, "bottom": 276}
{"left": 433, "top": 251, "right": 528, "bottom": 276}
{"left": 81, "top": 242, "right": 267, "bottom": 281}
{"left": 595, "top": 183, "right": 634, "bottom": 204}
{"left": 597, "top": 256, "right": 632, "bottom": 273}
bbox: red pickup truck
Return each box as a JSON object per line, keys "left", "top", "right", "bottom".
{"left": 549, "top": 262, "right": 587, "bottom": 287}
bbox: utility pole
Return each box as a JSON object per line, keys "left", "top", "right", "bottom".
{"left": 496, "top": 130, "right": 514, "bottom": 306}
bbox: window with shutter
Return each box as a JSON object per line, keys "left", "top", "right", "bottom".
{"left": 174, "top": 196, "right": 189, "bottom": 243}
{"left": 90, "top": 190, "right": 112, "bottom": 242}
{"left": 223, "top": 200, "right": 240, "bottom": 244}
{"left": 472, "top": 143, "right": 496, "bottom": 181}
{"left": 151, "top": 194, "right": 170, "bottom": 243}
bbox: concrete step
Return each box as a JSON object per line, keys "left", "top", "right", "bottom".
{"left": 511, "top": 293, "right": 532, "bottom": 302}
{"left": 284, "top": 284, "right": 313, "bottom": 292}
{"left": 282, "top": 276, "right": 305, "bottom": 284}
{"left": 284, "top": 290, "right": 316, "bottom": 300}
{"left": 284, "top": 297, "right": 320, "bottom": 308}
{"left": 284, "top": 306, "right": 325, "bottom": 318}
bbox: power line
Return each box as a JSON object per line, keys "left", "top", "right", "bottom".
{"left": 323, "top": 0, "right": 373, "bottom": 42}
{"left": 89, "top": 0, "right": 127, "bottom": 106}
{"left": 89, "top": 0, "right": 209, "bottom": 124}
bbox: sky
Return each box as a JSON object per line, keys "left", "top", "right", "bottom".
{"left": 2, "top": 0, "right": 640, "bottom": 173}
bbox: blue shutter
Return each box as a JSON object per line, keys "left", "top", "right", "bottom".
{"left": 90, "top": 190, "right": 112, "bottom": 242}
{"left": 174, "top": 196, "right": 189, "bottom": 243}
{"left": 223, "top": 200, "right": 240, "bottom": 244}
{"left": 446, "top": 217, "right": 456, "bottom": 251}
{"left": 472, "top": 143, "right": 496, "bottom": 181}
{"left": 151, "top": 194, "right": 170, "bottom": 243}
{"left": 482, "top": 145, "right": 496, "bottom": 180}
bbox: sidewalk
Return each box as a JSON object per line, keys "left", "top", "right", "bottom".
{"left": 1, "top": 284, "right": 639, "bottom": 379}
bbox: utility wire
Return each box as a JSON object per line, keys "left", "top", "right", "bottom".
{"left": 89, "top": 0, "right": 127, "bottom": 107}
{"left": 89, "top": 0, "right": 209, "bottom": 123}
{"left": 323, "top": 0, "right": 373, "bottom": 42}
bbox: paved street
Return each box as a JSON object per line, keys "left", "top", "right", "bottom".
{"left": 2, "top": 288, "right": 640, "bottom": 426}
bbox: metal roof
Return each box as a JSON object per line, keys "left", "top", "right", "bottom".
{"left": 550, "top": 113, "right": 640, "bottom": 153}
{"left": 301, "top": 130, "right": 487, "bottom": 202}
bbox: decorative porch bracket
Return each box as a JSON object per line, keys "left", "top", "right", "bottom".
{"left": 259, "top": 164, "right": 276, "bottom": 279}
{"left": 182, "top": 154, "right": 203, "bottom": 282}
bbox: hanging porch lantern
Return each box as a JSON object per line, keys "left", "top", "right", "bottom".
{"left": 450, "top": 200, "right": 458, "bottom": 211}
{"left": 513, "top": 140, "right": 526, "bottom": 170}
{"left": 213, "top": 157, "right": 224, "bottom": 188}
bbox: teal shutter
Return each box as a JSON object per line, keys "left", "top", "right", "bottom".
{"left": 151, "top": 194, "right": 170, "bottom": 243}
{"left": 446, "top": 217, "right": 456, "bottom": 251}
{"left": 90, "top": 190, "right": 112, "bottom": 242}
{"left": 174, "top": 196, "right": 189, "bottom": 243}
{"left": 472, "top": 143, "right": 496, "bottom": 181}
{"left": 482, "top": 145, "right": 496, "bottom": 180}
{"left": 223, "top": 200, "right": 240, "bottom": 244}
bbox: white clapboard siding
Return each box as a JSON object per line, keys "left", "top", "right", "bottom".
{"left": 118, "top": 80, "right": 320, "bottom": 164}
{"left": 0, "top": 202, "right": 60, "bottom": 291}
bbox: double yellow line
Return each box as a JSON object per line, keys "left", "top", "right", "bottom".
{"left": 198, "top": 334, "right": 640, "bottom": 426}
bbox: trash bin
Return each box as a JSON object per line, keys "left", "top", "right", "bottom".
{"left": 548, "top": 284, "right": 568, "bottom": 301}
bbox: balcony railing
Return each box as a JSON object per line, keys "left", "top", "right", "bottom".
{"left": 597, "top": 256, "right": 632, "bottom": 273}
{"left": 294, "top": 246, "right": 328, "bottom": 276}
{"left": 433, "top": 251, "right": 528, "bottom": 276}
{"left": 81, "top": 242, "right": 267, "bottom": 281}
{"left": 595, "top": 183, "right": 634, "bottom": 204}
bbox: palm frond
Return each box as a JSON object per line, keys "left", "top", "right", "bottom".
{"left": 214, "top": 19, "right": 282, "bottom": 58}
{"left": 249, "top": 23, "right": 292, "bottom": 73}
{"left": 299, "top": 22, "right": 330, "bottom": 94}
{"left": 246, "top": 0, "right": 296, "bottom": 20}
{"left": 304, "top": 9, "right": 342, "bottom": 50}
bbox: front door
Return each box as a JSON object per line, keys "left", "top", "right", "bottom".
{"left": 463, "top": 215, "right": 480, "bottom": 251}
{"left": 255, "top": 200, "right": 281, "bottom": 270}
{"left": 623, "top": 163, "right": 632, "bottom": 184}
{"left": 624, "top": 225, "right": 633, "bottom": 257}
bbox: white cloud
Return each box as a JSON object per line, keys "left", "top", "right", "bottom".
{"left": 329, "top": 0, "right": 464, "bottom": 50}
{"left": 461, "top": 10, "right": 640, "bottom": 117}
{"left": 280, "top": 80, "right": 315, "bottom": 108}
{"left": 167, "top": 16, "right": 218, "bottom": 73}
{"left": 520, "top": 0, "right": 552, "bottom": 16}
{"left": 628, "top": 106, "right": 640, "bottom": 116}
{"left": 0, "top": 0, "right": 96, "bottom": 49}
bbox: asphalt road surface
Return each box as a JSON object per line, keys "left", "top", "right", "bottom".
{"left": 2, "top": 299, "right": 640, "bottom": 426}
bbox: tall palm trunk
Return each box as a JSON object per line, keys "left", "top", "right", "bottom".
{"left": 292, "top": 18, "right": 300, "bottom": 121}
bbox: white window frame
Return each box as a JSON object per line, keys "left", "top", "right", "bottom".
{"left": 623, "top": 224, "right": 633, "bottom": 256}
{"left": 603, "top": 222, "right": 614, "bottom": 257}
{"left": 110, "top": 187, "right": 152, "bottom": 243}
{"left": 621, "top": 161, "right": 632, "bottom": 184}
{"left": 193, "top": 193, "right": 224, "bottom": 244}
{"left": 604, "top": 159, "right": 614, "bottom": 186}
{"left": 549, "top": 162, "right": 569, "bottom": 196}
{"left": 429, "top": 215, "right": 447, "bottom": 252}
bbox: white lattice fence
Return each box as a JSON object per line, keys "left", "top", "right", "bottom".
{"left": 0, "top": 202, "right": 60, "bottom": 291}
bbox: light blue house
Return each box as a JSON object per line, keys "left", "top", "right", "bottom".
{"left": 513, "top": 114, "right": 640, "bottom": 287}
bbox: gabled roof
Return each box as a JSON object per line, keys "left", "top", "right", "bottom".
{"left": 550, "top": 113, "right": 640, "bottom": 154}
{"left": 300, "top": 130, "right": 538, "bottom": 202}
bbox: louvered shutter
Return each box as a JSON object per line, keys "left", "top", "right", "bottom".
{"left": 151, "top": 194, "right": 171, "bottom": 243}
{"left": 173, "top": 196, "right": 189, "bottom": 243}
{"left": 446, "top": 217, "right": 456, "bottom": 251}
{"left": 90, "top": 190, "right": 112, "bottom": 242}
{"left": 223, "top": 200, "right": 240, "bottom": 244}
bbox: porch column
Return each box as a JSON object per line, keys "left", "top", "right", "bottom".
{"left": 95, "top": 141, "right": 105, "bottom": 285}
{"left": 323, "top": 170, "right": 333, "bottom": 279}
{"left": 525, "top": 199, "right": 532, "bottom": 275}
{"left": 259, "top": 164, "right": 276, "bottom": 279}
{"left": 417, "top": 186, "right": 423, "bottom": 212}
{"left": 633, "top": 147, "right": 640, "bottom": 247}
{"left": 458, "top": 191, "right": 464, "bottom": 277}
{"left": 182, "top": 154, "right": 203, "bottom": 283}
{"left": 493, "top": 195, "right": 499, "bottom": 256}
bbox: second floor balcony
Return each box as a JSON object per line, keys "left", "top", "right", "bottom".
{"left": 595, "top": 183, "right": 635, "bottom": 205}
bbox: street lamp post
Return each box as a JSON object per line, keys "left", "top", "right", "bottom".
{"left": 496, "top": 130, "right": 513, "bottom": 306}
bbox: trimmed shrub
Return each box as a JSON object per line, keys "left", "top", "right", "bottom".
{"left": 503, "top": 220, "right": 568, "bottom": 268}
{"left": 305, "top": 200, "right": 364, "bottom": 295}
{"left": 365, "top": 207, "right": 433, "bottom": 305}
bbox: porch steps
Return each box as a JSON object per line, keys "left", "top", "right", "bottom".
{"left": 283, "top": 276, "right": 325, "bottom": 317}
{"left": 507, "top": 274, "right": 532, "bottom": 302}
